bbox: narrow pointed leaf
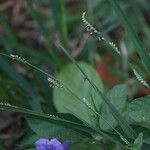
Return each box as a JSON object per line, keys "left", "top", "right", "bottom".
{"left": 110, "top": 0, "right": 150, "bottom": 73}
{"left": 0, "top": 57, "right": 42, "bottom": 111}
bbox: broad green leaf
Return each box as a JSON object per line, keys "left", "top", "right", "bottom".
{"left": 27, "top": 117, "right": 83, "bottom": 142}
{"left": 128, "top": 96, "right": 150, "bottom": 123}
{"left": 70, "top": 138, "right": 102, "bottom": 150}
{"left": 100, "top": 84, "right": 128, "bottom": 130}
{"left": 53, "top": 62, "right": 103, "bottom": 127}
{"left": 71, "top": 143, "right": 101, "bottom": 150}
{"left": 132, "top": 133, "right": 143, "bottom": 150}
{"left": 59, "top": 44, "right": 137, "bottom": 139}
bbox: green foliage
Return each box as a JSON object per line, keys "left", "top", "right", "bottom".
{"left": 53, "top": 62, "right": 103, "bottom": 127}
{"left": 110, "top": 0, "right": 150, "bottom": 73}
{"left": 0, "top": 58, "right": 42, "bottom": 111}
{"left": 100, "top": 84, "right": 128, "bottom": 130}
{"left": 59, "top": 44, "right": 137, "bottom": 140}
{"left": 26, "top": 1, "right": 62, "bottom": 67}
{"left": 132, "top": 133, "right": 143, "bottom": 150}
{"left": 26, "top": 117, "right": 83, "bottom": 141}
{"left": 48, "top": 0, "right": 68, "bottom": 46}
{"left": 70, "top": 139, "right": 101, "bottom": 150}
{"left": 0, "top": 102, "right": 127, "bottom": 147}
{"left": 128, "top": 96, "right": 150, "bottom": 125}
{"left": 0, "top": 103, "right": 99, "bottom": 138}
{"left": 0, "top": 0, "right": 150, "bottom": 149}
{"left": 0, "top": 16, "right": 51, "bottom": 64}
{"left": 19, "top": 133, "right": 40, "bottom": 150}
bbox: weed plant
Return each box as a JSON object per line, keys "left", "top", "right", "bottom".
{"left": 0, "top": 0, "right": 150, "bottom": 150}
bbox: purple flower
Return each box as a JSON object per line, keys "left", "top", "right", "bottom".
{"left": 62, "top": 141, "right": 74, "bottom": 150}
{"left": 35, "top": 138, "right": 73, "bottom": 150}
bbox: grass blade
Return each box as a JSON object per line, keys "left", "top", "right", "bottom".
{"left": 48, "top": 0, "right": 68, "bottom": 46}
{"left": 0, "top": 17, "right": 52, "bottom": 64}
{"left": 109, "top": 0, "right": 150, "bottom": 73}
{"left": 0, "top": 57, "right": 42, "bottom": 112}
{"left": 26, "top": 1, "right": 62, "bottom": 67}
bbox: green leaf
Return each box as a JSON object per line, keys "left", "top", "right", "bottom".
{"left": 0, "top": 103, "right": 97, "bottom": 136}
{"left": 48, "top": 0, "right": 68, "bottom": 46}
{"left": 0, "top": 15, "right": 52, "bottom": 64}
{"left": 53, "top": 62, "right": 103, "bottom": 127}
{"left": 26, "top": 117, "right": 83, "bottom": 142}
{"left": 100, "top": 84, "right": 128, "bottom": 130}
{"left": 109, "top": 0, "right": 150, "bottom": 73}
{"left": 134, "top": 126, "right": 150, "bottom": 145}
{"left": 132, "top": 133, "right": 143, "bottom": 150}
{"left": 26, "top": 1, "right": 62, "bottom": 67}
{"left": 0, "top": 103, "right": 126, "bottom": 147}
{"left": 71, "top": 142, "right": 101, "bottom": 150}
{"left": 59, "top": 44, "right": 137, "bottom": 139}
{"left": 0, "top": 57, "right": 42, "bottom": 112}
{"left": 128, "top": 96, "right": 150, "bottom": 124}
{"left": 37, "top": 70, "right": 55, "bottom": 112}
{"left": 20, "top": 133, "right": 40, "bottom": 150}
{"left": 71, "top": 138, "right": 102, "bottom": 150}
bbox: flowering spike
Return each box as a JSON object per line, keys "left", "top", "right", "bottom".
{"left": 47, "top": 77, "right": 63, "bottom": 88}
{"left": 133, "top": 69, "right": 149, "bottom": 88}
{"left": 47, "top": 113, "right": 59, "bottom": 120}
{"left": 0, "top": 102, "right": 11, "bottom": 106}
{"left": 10, "top": 54, "right": 27, "bottom": 64}
{"left": 109, "top": 42, "right": 120, "bottom": 55}
{"left": 82, "top": 12, "right": 120, "bottom": 55}
{"left": 82, "top": 12, "right": 104, "bottom": 41}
